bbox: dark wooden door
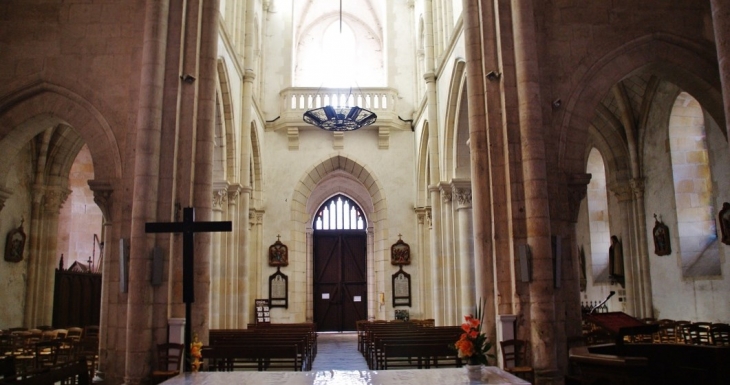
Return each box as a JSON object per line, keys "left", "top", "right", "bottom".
{"left": 313, "top": 231, "right": 367, "bottom": 332}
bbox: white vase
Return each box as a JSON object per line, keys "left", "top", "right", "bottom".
{"left": 465, "top": 364, "right": 484, "bottom": 381}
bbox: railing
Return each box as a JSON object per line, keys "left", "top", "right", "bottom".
{"left": 271, "top": 87, "right": 403, "bottom": 131}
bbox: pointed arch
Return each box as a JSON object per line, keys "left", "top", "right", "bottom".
{"left": 289, "top": 154, "right": 389, "bottom": 321}
{"left": 416, "top": 122, "right": 430, "bottom": 208}
{"left": 216, "top": 59, "right": 238, "bottom": 183}
{"left": 442, "top": 59, "right": 468, "bottom": 181}
{"left": 0, "top": 82, "right": 122, "bottom": 186}
{"left": 558, "top": 33, "right": 725, "bottom": 176}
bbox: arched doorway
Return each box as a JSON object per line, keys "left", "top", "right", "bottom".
{"left": 312, "top": 194, "right": 368, "bottom": 332}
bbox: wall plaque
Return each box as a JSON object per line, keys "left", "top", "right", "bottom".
{"left": 392, "top": 266, "right": 411, "bottom": 307}
{"left": 4, "top": 219, "right": 25, "bottom": 263}
{"left": 268, "top": 235, "right": 289, "bottom": 266}
{"left": 269, "top": 267, "right": 288, "bottom": 308}
{"left": 254, "top": 299, "right": 270, "bottom": 324}
{"left": 391, "top": 234, "right": 411, "bottom": 265}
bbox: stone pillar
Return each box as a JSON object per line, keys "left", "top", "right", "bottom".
{"left": 710, "top": 0, "right": 730, "bottom": 139}
{"left": 226, "top": 184, "right": 241, "bottom": 327}
{"left": 609, "top": 182, "right": 639, "bottom": 317}
{"left": 190, "top": 0, "right": 221, "bottom": 345}
{"left": 428, "top": 184, "right": 444, "bottom": 325}
{"left": 237, "top": 186, "right": 252, "bottom": 327}
{"left": 453, "top": 184, "right": 475, "bottom": 319}
{"left": 440, "top": 183, "right": 455, "bottom": 323}
{"left": 631, "top": 178, "right": 653, "bottom": 318}
{"left": 39, "top": 187, "right": 70, "bottom": 324}
{"left": 566, "top": 174, "right": 591, "bottom": 341}
{"left": 511, "top": 0, "right": 559, "bottom": 382}
{"left": 210, "top": 185, "right": 227, "bottom": 328}
{"left": 415, "top": 208, "right": 432, "bottom": 319}
{"left": 461, "top": 0, "right": 496, "bottom": 341}
{"left": 88, "top": 180, "right": 114, "bottom": 384}
{"left": 124, "top": 0, "right": 169, "bottom": 382}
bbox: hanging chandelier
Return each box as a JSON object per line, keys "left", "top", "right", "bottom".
{"left": 303, "top": 105, "right": 377, "bottom": 132}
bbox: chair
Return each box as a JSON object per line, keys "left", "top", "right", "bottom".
{"left": 500, "top": 339, "right": 534, "bottom": 383}
{"left": 151, "top": 343, "right": 184, "bottom": 384}
{"left": 77, "top": 336, "right": 99, "bottom": 379}
{"left": 657, "top": 321, "right": 678, "bottom": 343}
{"left": 34, "top": 339, "right": 61, "bottom": 370}
{"left": 67, "top": 327, "right": 83, "bottom": 342}
{"left": 83, "top": 325, "right": 99, "bottom": 339}
{"left": 710, "top": 323, "right": 730, "bottom": 346}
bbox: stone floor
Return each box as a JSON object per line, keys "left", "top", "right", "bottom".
{"left": 311, "top": 332, "right": 368, "bottom": 371}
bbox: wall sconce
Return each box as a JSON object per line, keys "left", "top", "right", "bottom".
{"left": 180, "top": 74, "right": 196, "bottom": 84}
{"left": 552, "top": 99, "right": 562, "bottom": 109}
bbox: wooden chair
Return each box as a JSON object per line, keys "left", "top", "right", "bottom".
{"left": 657, "top": 321, "right": 678, "bottom": 343}
{"left": 500, "top": 339, "right": 534, "bottom": 383}
{"left": 83, "top": 325, "right": 99, "bottom": 339}
{"left": 34, "top": 339, "right": 61, "bottom": 370}
{"left": 67, "top": 327, "right": 84, "bottom": 342}
{"left": 710, "top": 323, "right": 730, "bottom": 346}
{"left": 151, "top": 343, "right": 184, "bottom": 384}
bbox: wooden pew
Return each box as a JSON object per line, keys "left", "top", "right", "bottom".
{"left": 204, "top": 344, "right": 302, "bottom": 372}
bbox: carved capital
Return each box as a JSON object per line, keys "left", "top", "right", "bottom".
{"left": 227, "top": 183, "right": 243, "bottom": 204}
{"left": 88, "top": 180, "right": 114, "bottom": 222}
{"left": 415, "top": 207, "right": 428, "bottom": 225}
{"left": 212, "top": 189, "right": 227, "bottom": 210}
{"left": 453, "top": 188, "right": 472, "bottom": 208}
{"left": 440, "top": 183, "right": 452, "bottom": 203}
{"left": 44, "top": 187, "right": 71, "bottom": 214}
{"left": 567, "top": 173, "right": 592, "bottom": 223}
{"left": 630, "top": 178, "right": 645, "bottom": 198}
{"left": 608, "top": 181, "right": 634, "bottom": 202}
{"left": 0, "top": 186, "right": 13, "bottom": 213}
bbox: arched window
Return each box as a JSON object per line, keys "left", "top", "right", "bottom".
{"left": 668, "top": 92, "right": 719, "bottom": 277}
{"left": 586, "top": 148, "right": 611, "bottom": 282}
{"left": 314, "top": 195, "right": 366, "bottom": 231}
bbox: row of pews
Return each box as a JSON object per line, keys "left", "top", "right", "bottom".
{"left": 204, "top": 323, "right": 317, "bottom": 372}
{"left": 357, "top": 320, "right": 463, "bottom": 370}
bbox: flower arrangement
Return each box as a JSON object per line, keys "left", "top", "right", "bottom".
{"left": 451, "top": 298, "right": 494, "bottom": 366}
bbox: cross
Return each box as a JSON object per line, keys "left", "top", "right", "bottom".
{"left": 145, "top": 207, "right": 232, "bottom": 371}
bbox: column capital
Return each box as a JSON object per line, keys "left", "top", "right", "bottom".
{"left": 630, "top": 178, "right": 645, "bottom": 198}
{"left": 439, "top": 183, "right": 452, "bottom": 203}
{"left": 227, "top": 183, "right": 243, "bottom": 203}
{"left": 424, "top": 72, "right": 437, "bottom": 83}
{"left": 567, "top": 173, "right": 592, "bottom": 223}
{"left": 243, "top": 69, "right": 257, "bottom": 82}
{"left": 0, "top": 186, "right": 13, "bottom": 213}
{"left": 212, "top": 188, "right": 227, "bottom": 210}
{"left": 608, "top": 180, "right": 634, "bottom": 202}
{"left": 43, "top": 186, "right": 71, "bottom": 214}
{"left": 88, "top": 180, "right": 115, "bottom": 222}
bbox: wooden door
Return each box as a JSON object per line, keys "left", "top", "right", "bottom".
{"left": 313, "top": 230, "right": 367, "bottom": 332}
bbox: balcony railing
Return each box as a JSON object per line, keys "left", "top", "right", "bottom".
{"left": 270, "top": 87, "right": 405, "bottom": 131}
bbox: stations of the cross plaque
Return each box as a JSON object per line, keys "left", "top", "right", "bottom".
{"left": 145, "top": 207, "right": 232, "bottom": 371}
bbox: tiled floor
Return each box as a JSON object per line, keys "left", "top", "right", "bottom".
{"left": 311, "top": 332, "right": 368, "bottom": 371}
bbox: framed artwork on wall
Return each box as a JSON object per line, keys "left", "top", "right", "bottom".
{"left": 4, "top": 219, "right": 25, "bottom": 263}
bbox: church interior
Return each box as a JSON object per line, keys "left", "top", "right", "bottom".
{"left": 1, "top": 0, "right": 729, "bottom": 384}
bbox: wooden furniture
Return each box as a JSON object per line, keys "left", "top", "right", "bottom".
{"left": 500, "top": 339, "right": 534, "bottom": 383}
{"left": 151, "top": 343, "right": 184, "bottom": 384}
{"left": 711, "top": 323, "right": 729, "bottom": 346}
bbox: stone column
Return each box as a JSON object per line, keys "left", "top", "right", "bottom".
{"left": 428, "top": 185, "right": 444, "bottom": 325}
{"left": 710, "top": 0, "right": 730, "bottom": 139}
{"left": 226, "top": 184, "right": 241, "bottom": 327}
{"left": 440, "top": 183, "right": 455, "bottom": 323}
{"left": 453, "top": 184, "right": 475, "bottom": 318}
{"left": 609, "top": 182, "right": 639, "bottom": 317}
{"left": 88, "top": 180, "right": 114, "bottom": 384}
{"left": 39, "top": 187, "right": 70, "bottom": 324}
{"left": 124, "top": 0, "right": 169, "bottom": 382}
{"left": 630, "top": 178, "right": 653, "bottom": 318}
{"left": 511, "top": 0, "right": 558, "bottom": 382}
{"left": 566, "top": 174, "right": 591, "bottom": 341}
{"left": 237, "top": 186, "right": 252, "bottom": 327}
{"left": 306, "top": 226, "right": 314, "bottom": 322}
{"left": 24, "top": 185, "right": 46, "bottom": 327}
{"left": 461, "top": 0, "right": 496, "bottom": 340}
{"left": 415, "top": 208, "right": 432, "bottom": 319}
{"left": 210, "top": 185, "right": 227, "bottom": 328}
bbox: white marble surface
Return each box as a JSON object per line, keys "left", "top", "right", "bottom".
{"left": 162, "top": 367, "right": 530, "bottom": 385}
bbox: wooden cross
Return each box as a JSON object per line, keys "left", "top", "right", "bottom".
{"left": 145, "top": 207, "right": 232, "bottom": 371}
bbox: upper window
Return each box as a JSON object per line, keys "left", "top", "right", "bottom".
{"left": 295, "top": 19, "right": 384, "bottom": 87}
{"left": 314, "top": 195, "right": 366, "bottom": 231}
